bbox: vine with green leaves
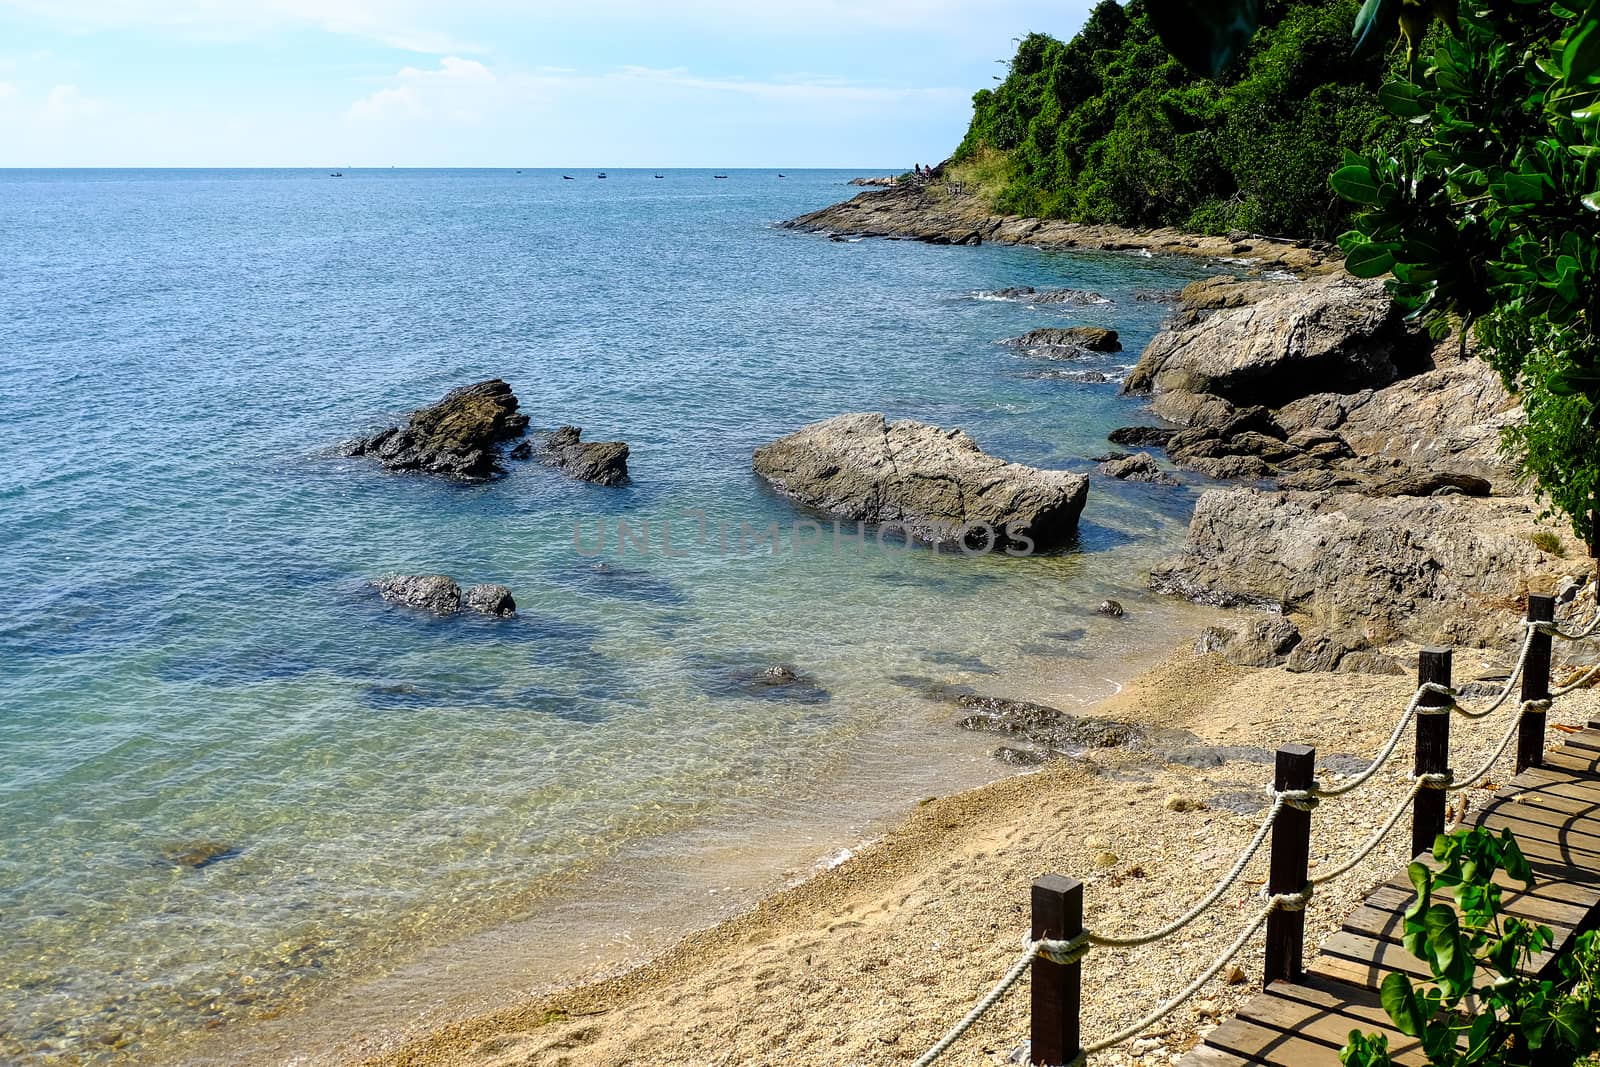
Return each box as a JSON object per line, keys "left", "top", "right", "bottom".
{"left": 1339, "top": 827, "right": 1600, "bottom": 1065}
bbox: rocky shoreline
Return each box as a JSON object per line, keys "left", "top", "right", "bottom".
{"left": 784, "top": 172, "right": 1336, "bottom": 274}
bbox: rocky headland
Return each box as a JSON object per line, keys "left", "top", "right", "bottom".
{"left": 785, "top": 171, "right": 1336, "bottom": 273}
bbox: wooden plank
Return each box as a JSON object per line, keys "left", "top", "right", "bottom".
{"left": 1175, "top": 1045, "right": 1255, "bottom": 1067}
{"left": 1202, "top": 1016, "right": 1352, "bottom": 1066}
{"left": 1236, "top": 991, "right": 1430, "bottom": 1065}
{"left": 1393, "top": 860, "right": 1600, "bottom": 908}
{"left": 1366, "top": 883, "right": 1589, "bottom": 930}
{"left": 1477, "top": 808, "right": 1600, "bottom": 856}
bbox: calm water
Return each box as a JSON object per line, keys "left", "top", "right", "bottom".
{"left": 0, "top": 169, "right": 1223, "bottom": 1064}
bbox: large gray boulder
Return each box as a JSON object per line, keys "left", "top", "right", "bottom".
{"left": 1151, "top": 489, "right": 1558, "bottom": 647}
{"left": 752, "top": 413, "right": 1089, "bottom": 550}
{"left": 346, "top": 379, "right": 530, "bottom": 481}
{"left": 1124, "top": 275, "right": 1423, "bottom": 407}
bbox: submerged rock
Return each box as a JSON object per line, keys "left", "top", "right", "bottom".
{"left": 979, "top": 286, "right": 1109, "bottom": 306}
{"left": 541, "top": 426, "right": 630, "bottom": 486}
{"left": 377, "top": 575, "right": 462, "bottom": 617}
{"left": 1096, "top": 599, "right": 1126, "bottom": 618}
{"left": 1108, "top": 426, "right": 1177, "bottom": 448}
{"left": 752, "top": 413, "right": 1090, "bottom": 550}
{"left": 158, "top": 841, "right": 239, "bottom": 870}
{"left": 345, "top": 379, "right": 529, "bottom": 481}
{"left": 463, "top": 583, "right": 517, "bottom": 618}
{"left": 727, "top": 663, "right": 830, "bottom": 704}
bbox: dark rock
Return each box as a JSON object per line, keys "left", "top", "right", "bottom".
{"left": 999, "top": 326, "right": 1121, "bottom": 354}
{"left": 377, "top": 574, "right": 461, "bottom": 616}
{"left": 158, "top": 841, "right": 240, "bottom": 870}
{"left": 541, "top": 426, "right": 630, "bottom": 486}
{"left": 1368, "top": 471, "right": 1492, "bottom": 498}
{"left": 993, "top": 746, "right": 1049, "bottom": 766}
{"left": 725, "top": 663, "right": 831, "bottom": 704}
{"left": 752, "top": 413, "right": 1089, "bottom": 550}
{"left": 1096, "top": 599, "right": 1125, "bottom": 618}
{"left": 1099, "top": 452, "right": 1178, "bottom": 485}
{"left": 1093, "top": 451, "right": 1133, "bottom": 463}
{"left": 345, "top": 379, "right": 529, "bottom": 481}
{"left": 508, "top": 440, "right": 533, "bottom": 461}
{"left": 1108, "top": 426, "right": 1176, "bottom": 447}
{"left": 955, "top": 694, "right": 1140, "bottom": 751}
{"left": 463, "top": 584, "right": 517, "bottom": 618}
{"left": 1030, "top": 288, "right": 1110, "bottom": 306}
{"left": 1133, "top": 287, "right": 1182, "bottom": 303}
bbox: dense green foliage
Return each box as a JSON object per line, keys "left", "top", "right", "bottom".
{"left": 1326, "top": 1, "right": 1600, "bottom": 538}
{"left": 1340, "top": 827, "right": 1600, "bottom": 1066}
{"left": 952, "top": 0, "right": 1408, "bottom": 237}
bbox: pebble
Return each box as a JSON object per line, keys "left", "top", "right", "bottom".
{"left": 1163, "top": 794, "right": 1203, "bottom": 812}
{"left": 1093, "top": 850, "right": 1120, "bottom": 869}
{"left": 1224, "top": 964, "right": 1246, "bottom": 985}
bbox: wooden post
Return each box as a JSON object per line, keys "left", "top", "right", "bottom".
{"left": 1414, "top": 648, "right": 1453, "bottom": 857}
{"left": 1031, "top": 875, "right": 1082, "bottom": 1067}
{"left": 1519, "top": 595, "right": 1556, "bottom": 773}
{"left": 1265, "top": 743, "right": 1315, "bottom": 986}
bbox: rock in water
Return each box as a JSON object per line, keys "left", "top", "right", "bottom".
{"left": 346, "top": 379, "right": 530, "bottom": 481}
{"left": 158, "top": 841, "right": 239, "bottom": 869}
{"left": 999, "top": 326, "right": 1121, "bottom": 355}
{"left": 377, "top": 575, "right": 462, "bottom": 616}
{"left": 1099, "top": 452, "right": 1177, "bottom": 485}
{"left": 541, "top": 426, "right": 629, "bottom": 486}
{"left": 463, "top": 584, "right": 517, "bottom": 618}
{"left": 1096, "top": 599, "right": 1126, "bottom": 617}
{"left": 752, "top": 413, "right": 1089, "bottom": 550}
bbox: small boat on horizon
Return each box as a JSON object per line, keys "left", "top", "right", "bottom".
{"left": 777, "top": 173, "right": 786, "bottom": 178}
{"left": 713, "top": 174, "right": 728, "bottom": 179}
{"left": 563, "top": 175, "right": 574, "bottom": 179}
{"left": 330, "top": 172, "right": 343, "bottom": 178}
{"left": 597, "top": 173, "right": 608, "bottom": 179}
{"left": 654, "top": 174, "right": 664, "bottom": 179}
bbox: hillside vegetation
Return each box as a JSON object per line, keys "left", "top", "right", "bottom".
{"left": 951, "top": 0, "right": 1411, "bottom": 238}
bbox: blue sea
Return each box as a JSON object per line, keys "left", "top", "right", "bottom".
{"left": 0, "top": 168, "right": 1224, "bottom": 1064}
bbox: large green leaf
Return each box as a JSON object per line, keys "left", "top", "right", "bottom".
{"left": 1332, "top": 164, "right": 1383, "bottom": 204}
{"left": 1142, "top": 0, "right": 1266, "bottom": 78}
{"left": 1378, "top": 972, "right": 1424, "bottom": 1037}
{"left": 1378, "top": 80, "right": 1427, "bottom": 117}
{"left": 1564, "top": 17, "right": 1600, "bottom": 86}
{"left": 1345, "top": 243, "right": 1397, "bottom": 277}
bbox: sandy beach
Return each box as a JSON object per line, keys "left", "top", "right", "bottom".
{"left": 351, "top": 633, "right": 1600, "bottom": 1067}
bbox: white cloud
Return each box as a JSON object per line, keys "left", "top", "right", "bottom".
{"left": 609, "top": 65, "right": 960, "bottom": 104}
{"left": 348, "top": 55, "right": 497, "bottom": 121}
{"left": 41, "top": 83, "right": 103, "bottom": 122}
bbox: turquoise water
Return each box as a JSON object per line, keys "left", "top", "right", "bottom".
{"left": 0, "top": 169, "right": 1223, "bottom": 1064}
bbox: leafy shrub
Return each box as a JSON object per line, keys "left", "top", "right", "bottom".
{"left": 952, "top": 0, "right": 1409, "bottom": 238}
{"left": 1341, "top": 827, "right": 1600, "bottom": 1066}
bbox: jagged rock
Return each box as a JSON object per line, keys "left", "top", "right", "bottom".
{"left": 541, "top": 426, "right": 629, "bottom": 486}
{"left": 1285, "top": 629, "right": 1367, "bottom": 673}
{"left": 999, "top": 326, "right": 1121, "bottom": 354}
{"left": 1100, "top": 452, "right": 1178, "bottom": 485}
{"left": 377, "top": 575, "right": 462, "bottom": 616}
{"left": 1133, "top": 287, "right": 1182, "bottom": 303}
{"left": 1214, "top": 615, "right": 1303, "bottom": 667}
{"left": 1124, "top": 275, "right": 1425, "bottom": 407}
{"left": 955, "top": 694, "right": 1141, "bottom": 750}
{"left": 1195, "top": 626, "right": 1233, "bottom": 655}
{"left": 1151, "top": 490, "right": 1557, "bottom": 647}
{"left": 752, "top": 413, "right": 1089, "bottom": 550}
{"left": 1339, "top": 651, "right": 1408, "bottom": 676}
{"left": 463, "top": 584, "right": 516, "bottom": 618}
{"left": 345, "top": 379, "right": 529, "bottom": 481}
{"left": 979, "top": 286, "right": 1108, "bottom": 305}
{"left": 1108, "top": 426, "right": 1176, "bottom": 447}
{"left": 1096, "top": 599, "right": 1126, "bottom": 617}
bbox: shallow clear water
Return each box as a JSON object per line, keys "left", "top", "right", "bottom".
{"left": 0, "top": 169, "right": 1224, "bottom": 1064}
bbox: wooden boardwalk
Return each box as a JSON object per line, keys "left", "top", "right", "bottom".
{"left": 1180, "top": 725, "right": 1600, "bottom": 1066}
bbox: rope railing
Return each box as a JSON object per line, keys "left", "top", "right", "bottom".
{"left": 910, "top": 586, "right": 1600, "bottom": 1067}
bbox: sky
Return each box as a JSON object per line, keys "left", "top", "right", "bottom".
{"left": 0, "top": 1, "right": 1096, "bottom": 167}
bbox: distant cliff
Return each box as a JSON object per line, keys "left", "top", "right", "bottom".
{"left": 948, "top": 0, "right": 1410, "bottom": 239}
